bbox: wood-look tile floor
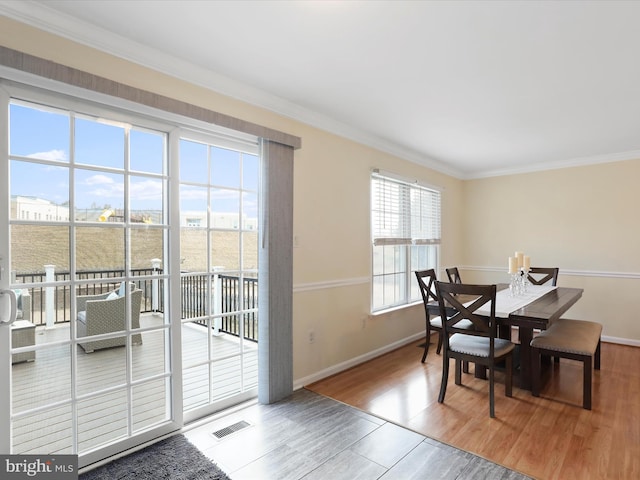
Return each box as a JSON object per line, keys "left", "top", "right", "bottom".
{"left": 306, "top": 337, "right": 640, "bottom": 480}
{"left": 185, "top": 388, "right": 531, "bottom": 479}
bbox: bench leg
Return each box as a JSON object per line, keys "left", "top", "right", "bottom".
{"left": 594, "top": 339, "right": 601, "bottom": 370}
{"left": 583, "top": 355, "right": 592, "bottom": 410}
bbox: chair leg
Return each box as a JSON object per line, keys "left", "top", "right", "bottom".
{"left": 438, "top": 353, "right": 449, "bottom": 403}
{"left": 455, "top": 359, "right": 462, "bottom": 385}
{"left": 436, "top": 331, "right": 443, "bottom": 355}
{"left": 583, "top": 355, "right": 592, "bottom": 410}
{"left": 421, "top": 323, "right": 430, "bottom": 363}
{"left": 489, "top": 366, "right": 495, "bottom": 418}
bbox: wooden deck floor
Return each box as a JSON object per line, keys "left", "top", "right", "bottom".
{"left": 11, "top": 314, "right": 258, "bottom": 455}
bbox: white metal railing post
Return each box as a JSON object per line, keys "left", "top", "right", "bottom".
{"left": 151, "top": 258, "right": 161, "bottom": 312}
{"left": 212, "top": 266, "right": 224, "bottom": 335}
{"left": 44, "top": 264, "right": 55, "bottom": 328}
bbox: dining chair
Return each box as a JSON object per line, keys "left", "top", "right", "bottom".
{"left": 415, "top": 270, "right": 475, "bottom": 362}
{"left": 435, "top": 281, "right": 515, "bottom": 418}
{"left": 527, "top": 267, "right": 559, "bottom": 286}
{"left": 446, "top": 267, "right": 462, "bottom": 284}
{"left": 415, "top": 269, "right": 441, "bottom": 362}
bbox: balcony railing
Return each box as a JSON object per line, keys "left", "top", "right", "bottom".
{"left": 13, "top": 269, "right": 258, "bottom": 342}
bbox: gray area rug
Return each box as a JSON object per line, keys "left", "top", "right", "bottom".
{"left": 80, "top": 434, "right": 230, "bottom": 480}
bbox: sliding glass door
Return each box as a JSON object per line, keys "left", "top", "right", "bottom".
{"left": 0, "top": 88, "right": 176, "bottom": 466}
{"left": 0, "top": 82, "right": 264, "bottom": 466}
{"left": 179, "top": 131, "right": 259, "bottom": 422}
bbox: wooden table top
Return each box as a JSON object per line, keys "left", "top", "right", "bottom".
{"left": 506, "top": 286, "right": 583, "bottom": 328}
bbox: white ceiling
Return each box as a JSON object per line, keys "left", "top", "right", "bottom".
{"left": 3, "top": 0, "right": 640, "bottom": 179}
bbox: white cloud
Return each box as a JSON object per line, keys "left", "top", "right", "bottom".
{"left": 84, "top": 174, "right": 115, "bottom": 186}
{"left": 26, "top": 149, "right": 68, "bottom": 161}
{"left": 130, "top": 179, "right": 163, "bottom": 200}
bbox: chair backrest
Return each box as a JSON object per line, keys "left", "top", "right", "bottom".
{"left": 527, "top": 267, "right": 559, "bottom": 286}
{"left": 435, "top": 281, "right": 498, "bottom": 344}
{"left": 446, "top": 267, "right": 462, "bottom": 284}
{"left": 415, "top": 269, "right": 438, "bottom": 307}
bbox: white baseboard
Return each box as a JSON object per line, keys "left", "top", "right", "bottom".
{"left": 602, "top": 335, "right": 640, "bottom": 348}
{"left": 293, "top": 332, "right": 640, "bottom": 390}
{"left": 293, "top": 331, "right": 425, "bottom": 390}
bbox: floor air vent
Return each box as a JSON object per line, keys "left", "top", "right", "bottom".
{"left": 212, "top": 420, "right": 251, "bottom": 439}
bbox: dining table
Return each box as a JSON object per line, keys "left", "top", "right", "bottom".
{"left": 428, "top": 283, "right": 584, "bottom": 391}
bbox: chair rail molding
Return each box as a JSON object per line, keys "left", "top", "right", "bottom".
{"left": 464, "top": 265, "right": 640, "bottom": 280}
{"left": 293, "top": 277, "right": 369, "bottom": 293}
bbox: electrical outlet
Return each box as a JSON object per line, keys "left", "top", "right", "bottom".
{"left": 308, "top": 330, "right": 315, "bottom": 343}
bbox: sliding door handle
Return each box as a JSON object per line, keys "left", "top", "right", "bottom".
{"left": 0, "top": 289, "right": 17, "bottom": 325}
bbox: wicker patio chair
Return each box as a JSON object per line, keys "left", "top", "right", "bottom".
{"left": 77, "top": 286, "right": 143, "bottom": 353}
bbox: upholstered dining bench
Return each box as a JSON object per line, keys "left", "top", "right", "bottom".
{"left": 530, "top": 318, "right": 602, "bottom": 410}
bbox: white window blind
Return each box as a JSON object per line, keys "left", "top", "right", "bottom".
{"left": 371, "top": 172, "right": 441, "bottom": 246}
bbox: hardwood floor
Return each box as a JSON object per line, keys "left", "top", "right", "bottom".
{"left": 306, "top": 336, "right": 640, "bottom": 480}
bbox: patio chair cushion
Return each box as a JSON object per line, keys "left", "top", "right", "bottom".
{"left": 14, "top": 289, "right": 31, "bottom": 321}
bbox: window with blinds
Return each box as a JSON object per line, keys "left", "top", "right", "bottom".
{"left": 371, "top": 171, "right": 441, "bottom": 311}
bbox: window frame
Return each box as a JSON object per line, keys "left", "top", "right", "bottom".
{"left": 370, "top": 170, "right": 442, "bottom": 313}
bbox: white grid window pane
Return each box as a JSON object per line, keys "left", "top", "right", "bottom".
{"left": 411, "top": 187, "right": 441, "bottom": 243}
{"left": 371, "top": 175, "right": 410, "bottom": 244}
{"left": 371, "top": 172, "right": 441, "bottom": 311}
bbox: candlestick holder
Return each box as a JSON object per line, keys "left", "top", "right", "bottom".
{"left": 509, "top": 273, "right": 521, "bottom": 297}
{"left": 509, "top": 268, "right": 530, "bottom": 297}
{"left": 521, "top": 268, "right": 530, "bottom": 293}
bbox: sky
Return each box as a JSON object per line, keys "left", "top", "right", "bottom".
{"left": 8, "top": 101, "right": 259, "bottom": 220}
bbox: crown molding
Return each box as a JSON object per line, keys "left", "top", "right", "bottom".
{"left": 462, "top": 149, "right": 640, "bottom": 179}
{"left": 5, "top": 2, "right": 639, "bottom": 181}
{"left": 0, "top": 1, "right": 462, "bottom": 179}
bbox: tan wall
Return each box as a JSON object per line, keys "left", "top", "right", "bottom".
{"left": 0, "top": 17, "right": 465, "bottom": 384}
{"left": 461, "top": 159, "right": 640, "bottom": 342}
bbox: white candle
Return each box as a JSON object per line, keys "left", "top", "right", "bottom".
{"left": 523, "top": 255, "right": 531, "bottom": 270}
{"left": 515, "top": 251, "right": 524, "bottom": 269}
{"left": 509, "top": 257, "right": 518, "bottom": 274}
